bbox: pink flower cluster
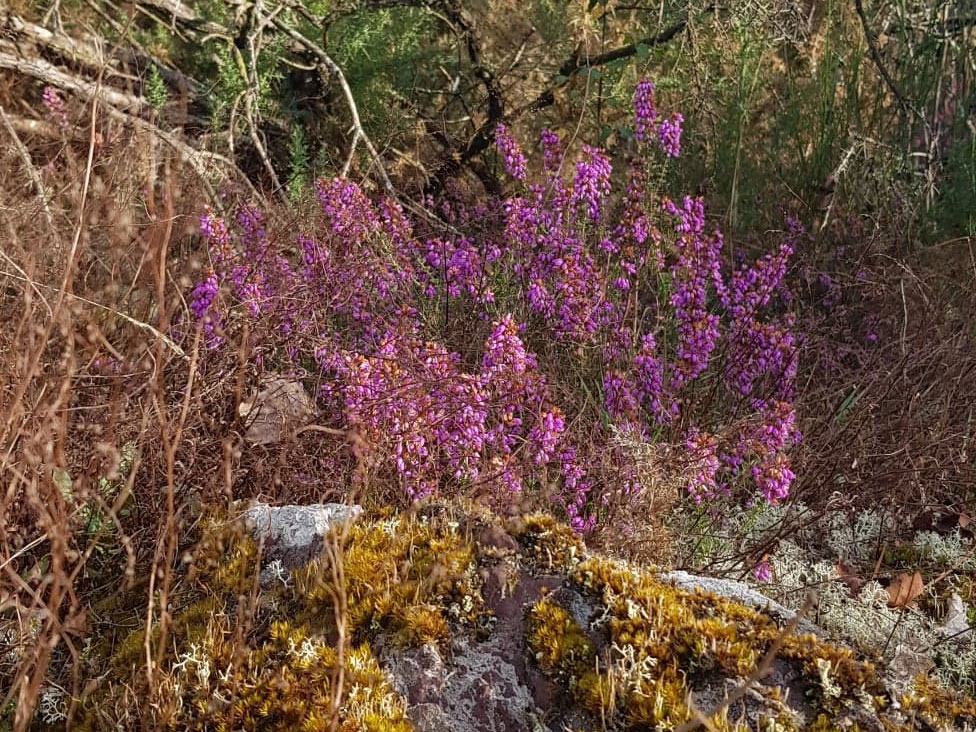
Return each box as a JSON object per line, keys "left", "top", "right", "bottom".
{"left": 633, "top": 78, "right": 683, "bottom": 157}
{"left": 495, "top": 124, "right": 527, "bottom": 181}
{"left": 42, "top": 87, "right": 67, "bottom": 126}
{"left": 183, "top": 79, "right": 801, "bottom": 527}
{"left": 321, "top": 315, "right": 566, "bottom": 500}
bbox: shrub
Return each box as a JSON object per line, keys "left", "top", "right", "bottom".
{"left": 186, "top": 81, "right": 800, "bottom": 531}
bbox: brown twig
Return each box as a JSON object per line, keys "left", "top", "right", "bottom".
{"left": 853, "top": 0, "right": 912, "bottom": 118}
{"left": 0, "top": 103, "right": 60, "bottom": 246}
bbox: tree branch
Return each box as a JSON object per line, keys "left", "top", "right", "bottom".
{"left": 0, "top": 46, "right": 259, "bottom": 210}
{"left": 431, "top": 14, "right": 691, "bottom": 190}
{"left": 0, "top": 43, "right": 148, "bottom": 113}
{"left": 268, "top": 11, "right": 394, "bottom": 192}
{"left": 853, "top": 0, "right": 912, "bottom": 118}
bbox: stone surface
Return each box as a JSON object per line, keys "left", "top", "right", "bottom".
{"left": 886, "top": 643, "right": 936, "bottom": 697}
{"left": 384, "top": 639, "right": 546, "bottom": 732}
{"left": 241, "top": 502, "right": 363, "bottom": 583}
{"left": 378, "top": 558, "right": 578, "bottom": 732}
{"left": 941, "top": 591, "right": 972, "bottom": 643}
{"left": 239, "top": 376, "right": 316, "bottom": 445}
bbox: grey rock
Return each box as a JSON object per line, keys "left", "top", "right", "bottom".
{"left": 941, "top": 592, "right": 972, "bottom": 644}
{"left": 886, "top": 643, "right": 935, "bottom": 698}
{"left": 659, "top": 570, "right": 824, "bottom": 637}
{"left": 241, "top": 503, "right": 363, "bottom": 584}
{"left": 239, "top": 377, "right": 316, "bottom": 445}
{"left": 384, "top": 640, "right": 549, "bottom": 732}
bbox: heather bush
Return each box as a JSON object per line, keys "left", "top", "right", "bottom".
{"left": 186, "top": 81, "right": 801, "bottom": 531}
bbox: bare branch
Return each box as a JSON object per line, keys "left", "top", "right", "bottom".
{"left": 0, "top": 103, "right": 60, "bottom": 245}
{"left": 0, "top": 43, "right": 148, "bottom": 112}
{"left": 431, "top": 13, "right": 693, "bottom": 190}
{"left": 853, "top": 0, "right": 912, "bottom": 118}
{"left": 0, "top": 45, "right": 259, "bottom": 209}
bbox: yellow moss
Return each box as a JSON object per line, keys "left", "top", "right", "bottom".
{"left": 521, "top": 551, "right": 893, "bottom": 729}
{"left": 78, "top": 510, "right": 502, "bottom": 730}
{"left": 294, "top": 512, "right": 484, "bottom": 641}
{"left": 527, "top": 596, "right": 596, "bottom": 680}
{"left": 507, "top": 513, "right": 584, "bottom": 569}
{"left": 898, "top": 673, "right": 976, "bottom": 731}
{"left": 78, "top": 509, "right": 976, "bottom": 732}
{"left": 398, "top": 604, "right": 450, "bottom": 646}
{"left": 807, "top": 715, "right": 863, "bottom": 732}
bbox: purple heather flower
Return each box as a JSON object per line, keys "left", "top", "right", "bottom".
{"left": 495, "top": 124, "right": 527, "bottom": 181}
{"left": 753, "top": 559, "right": 772, "bottom": 582}
{"left": 541, "top": 129, "right": 563, "bottom": 174}
{"left": 42, "top": 87, "right": 67, "bottom": 126}
{"left": 176, "top": 83, "right": 801, "bottom": 526}
{"left": 633, "top": 78, "right": 657, "bottom": 142}
{"left": 752, "top": 453, "right": 794, "bottom": 504}
{"left": 528, "top": 408, "right": 566, "bottom": 466}
{"left": 604, "top": 370, "right": 640, "bottom": 424}
{"left": 190, "top": 273, "right": 219, "bottom": 319}
{"left": 634, "top": 333, "right": 667, "bottom": 422}
{"left": 658, "top": 113, "right": 683, "bottom": 157}
{"left": 685, "top": 430, "right": 722, "bottom": 504}
{"left": 200, "top": 211, "right": 231, "bottom": 250}
{"left": 572, "top": 145, "right": 612, "bottom": 222}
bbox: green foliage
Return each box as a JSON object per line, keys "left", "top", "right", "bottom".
{"left": 287, "top": 124, "right": 311, "bottom": 199}
{"left": 145, "top": 64, "right": 169, "bottom": 112}
{"left": 328, "top": 7, "right": 442, "bottom": 133}
{"left": 931, "top": 134, "right": 976, "bottom": 238}
{"left": 210, "top": 37, "right": 285, "bottom": 129}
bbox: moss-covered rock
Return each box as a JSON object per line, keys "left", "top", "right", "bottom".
{"left": 71, "top": 507, "right": 976, "bottom": 732}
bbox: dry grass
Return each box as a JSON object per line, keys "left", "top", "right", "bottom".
{"left": 0, "top": 92, "right": 357, "bottom": 729}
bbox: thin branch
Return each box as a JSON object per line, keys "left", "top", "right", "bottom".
{"left": 0, "top": 103, "right": 60, "bottom": 245}
{"left": 0, "top": 46, "right": 258, "bottom": 209}
{"left": 0, "top": 268, "right": 188, "bottom": 359}
{"left": 268, "top": 13, "right": 394, "bottom": 192}
{"left": 853, "top": 0, "right": 912, "bottom": 118}
{"left": 243, "top": 0, "right": 285, "bottom": 194}
{"left": 0, "top": 43, "right": 147, "bottom": 112}
{"left": 432, "top": 12, "right": 694, "bottom": 189}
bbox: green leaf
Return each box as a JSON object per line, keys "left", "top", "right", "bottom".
{"left": 145, "top": 64, "right": 168, "bottom": 112}
{"left": 635, "top": 43, "right": 650, "bottom": 60}
{"left": 53, "top": 469, "right": 73, "bottom": 501}
{"left": 834, "top": 385, "right": 862, "bottom": 424}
